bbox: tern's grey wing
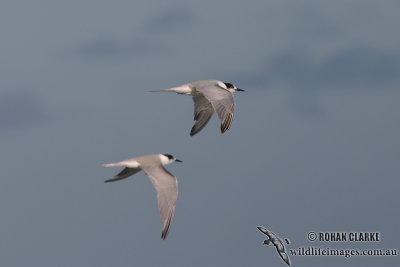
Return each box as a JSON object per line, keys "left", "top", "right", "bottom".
{"left": 104, "top": 167, "right": 141, "bottom": 183}
{"left": 195, "top": 85, "right": 235, "bottom": 133}
{"left": 142, "top": 166, "right": 178, "bottom": 240}
{"left": 190, "top": 96, "right": 214, "bottom": 136}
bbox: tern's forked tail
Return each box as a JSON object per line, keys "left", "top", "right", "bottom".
{"left": 147, "top": 89, "right": 171, "bottom": 93}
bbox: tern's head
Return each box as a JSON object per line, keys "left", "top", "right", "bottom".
{"left": 223, "top": 82, "right": 245, "bottom": 93}
{"left": 161, "top": 154, "right": 182, "bottom": 165}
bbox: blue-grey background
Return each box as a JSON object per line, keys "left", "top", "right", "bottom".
{"left": 1, "top": 0, "right": 399, "bottom": 266}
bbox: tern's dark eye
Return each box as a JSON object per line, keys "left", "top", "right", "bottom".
{"left": 223, "top": 82, "right": 235, "bottom": 89}
{"left": 163, "top": 154, "right": 174, "bottom": 160}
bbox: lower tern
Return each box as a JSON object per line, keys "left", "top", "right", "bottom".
{"left": 102, "top": 154, "right": 182, "bottom": 240}
{"left": 150, "top": 80, "right": 244, "bottom": 136}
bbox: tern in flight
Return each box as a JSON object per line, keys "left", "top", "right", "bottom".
{"left": 103, "top": 154, "right": 182, "bottom": 240}
{"left": 150, "top": 80, "right": 244, "bottom": 136}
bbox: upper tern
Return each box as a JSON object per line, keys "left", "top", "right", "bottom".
{"left": 102, "top": 154, "right": 182, "bottom": 240}
{"left": 150, "top": 80, "right": 244, "bottom": 136}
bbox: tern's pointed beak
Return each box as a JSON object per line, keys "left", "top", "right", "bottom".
{"left": 175, "top": 159, "right": 182, "bottom": 162}
{"left": 236, "top": 88, "right": 245, "bottom": 92}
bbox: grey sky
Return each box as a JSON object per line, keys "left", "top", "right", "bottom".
{"left": 1, "top": 0, "right": 399, "bottom": 266}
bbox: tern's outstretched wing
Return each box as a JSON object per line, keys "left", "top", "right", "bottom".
{"left": 190, "top": 96, "right": 214, "bottom": 136}
{"left": 195, "top": 85, "right": 235, "bottom": 133}
{"left": 104, "top": 167, "right": 141, "bottom": 183}
{"left": 142, "top": 166, "right": 178, "bottom": 240}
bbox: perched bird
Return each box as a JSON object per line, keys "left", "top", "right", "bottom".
{"left": 150, "top": 80, "right": 244, "bottom": 136}
{"left": 102, "top": 154, "right": 182, "bottom": 240}
{"left": 257, "top": 226, "right": 291, "bottom": 266}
